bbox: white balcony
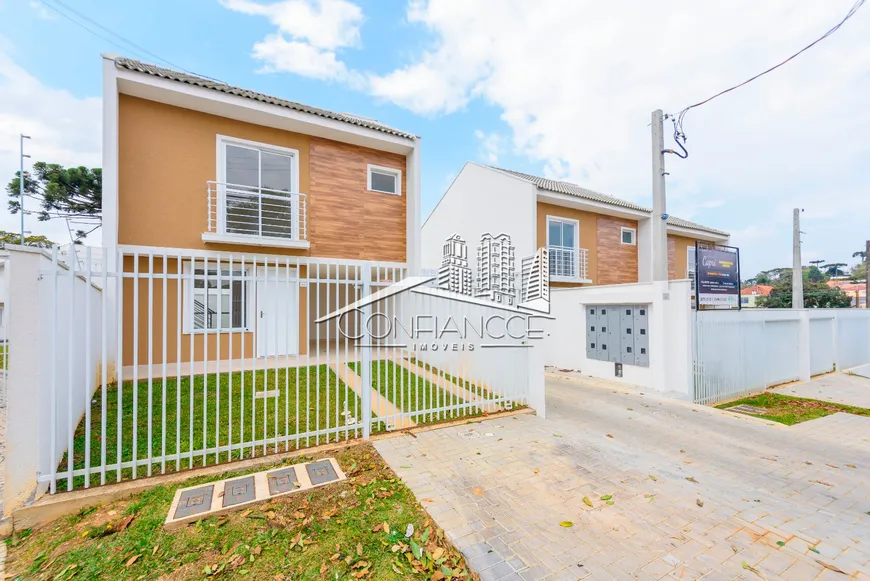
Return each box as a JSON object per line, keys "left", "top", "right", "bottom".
{"left": 203, "top": 181, "right": 310, "bottom": 249}
{"left": 548, "top": 245, "right": 590, "bottom": 282}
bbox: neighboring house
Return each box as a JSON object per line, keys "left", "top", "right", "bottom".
{"left": 740, "top": 284, "right": 773, "bottom": 307}
{"left": 827, "top": 280, "right": 867, "bottom": 308}
{"left": 422, "top": 163, "right": 730, "bottom": 289}
{"left": 101, "top": 54, "right": 421, "bottom": 366}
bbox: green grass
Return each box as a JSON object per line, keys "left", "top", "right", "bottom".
{"left": 0, "top": 344, "right": 6, "bottom": 370}
{"left": 6, "top": 445, "right": 475, "bottom": 581}
{"left": 715, "top": 392, "right": 870, "bottom": 425}
{"left": 63, "top": 365, "right": 369, "bottom": 489}
{"left": 408, "top": 357, "right": 496, "bottom": 400}
{"left": 348, "top": 361, "right": 483, "bottom": 423}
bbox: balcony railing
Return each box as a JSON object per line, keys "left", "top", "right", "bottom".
{"left": 206, "top": 181, "right": 307, "bottom": 245}
{"left": 548, "top": 245, "right": 588, "bottom": 281}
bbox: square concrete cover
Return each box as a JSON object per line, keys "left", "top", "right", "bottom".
{"left": 306, "top": 460, "right": 339, "bottom": 485}
{"left": 174, "top": 485, "right": 215, "bottom": 519}
{"left": 223, "top": 476, "right": 256, "bottom": 507}
{"left": 267, "top": 466, "right": 301, "bottom": 495}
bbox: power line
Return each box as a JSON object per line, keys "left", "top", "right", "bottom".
{"left": 668, "top": 0, "right": 866, "bottom": 155}
{"left": 41, "top": 0, "right": 192, "bottom": 73}
{"left": 37, "top": 0, "right": 224, "bottom": 83}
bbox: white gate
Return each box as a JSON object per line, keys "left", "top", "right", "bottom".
{"left": 5, "top": 247, "right": 531, "bottom": 496}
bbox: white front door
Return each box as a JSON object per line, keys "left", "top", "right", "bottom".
{"left": 256, "top": 267, "right": 298, "bottom": 357}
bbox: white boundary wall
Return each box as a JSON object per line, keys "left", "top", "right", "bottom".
{"left": 5, "top": 246, "right": 104, "bottom": 513}
{"left": 542, "top": 280, "right": 694, "bottom": 398}
{"left": 693, "top": 308, "right": 870, "bottom": 405}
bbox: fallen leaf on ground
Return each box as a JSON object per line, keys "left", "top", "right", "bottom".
{"left": 606, "top": 434, "right": 614, "bottom": 439}
{"left": 649, "top": 474, "right": 658, "bottom": 482}
{"left": 472, "top": 487, "right": 484, "bottom": 496}
{"left": 846, "top": 464, "right": 856, "bottom": 468}
{"left": 534, "top": 468, "right": 540, "bottom": 474}
{"left": 686, "top": 477, "right": 698, "bottom": 484}
{"left": 582, "top": 497, "right": 593, "bottom": 508}
{"left": 741, "top": 561, "right": 769, "bottom": 580}
{"left": 560, "top": 521, "right": 573, "bottom": 527}
{"left": 600, "top": 495, "right": 612, "bottom": 501}
{"left": 696, "top": 499, "right": 704, "bottom": 507}
{"left": 815, "top": 560, "right": 847, "bottom": 574}
{"left": 125, "top": 555, "right": 140, "bottom": 567}
{"left": 152, "top": 545, "right": 159, "bottom": 555}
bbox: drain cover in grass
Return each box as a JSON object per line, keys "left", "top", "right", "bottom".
{"left": 165, "top": 457, "right": 345, "bottom": 530}
{"left": 727, "top": 404, "right": 769, "bottom": 415}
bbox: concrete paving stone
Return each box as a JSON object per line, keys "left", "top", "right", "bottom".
{"left": 519, "top": 564, "right": 553, "bottom": 581}
{"left": 375, "top": 376, "right": 870, "bottom": 581}
{"left": 479, "top": 560, "right": 520, "bottom": 581}
{"left": 469, "top": 551, "right": 506, "bottom": 572}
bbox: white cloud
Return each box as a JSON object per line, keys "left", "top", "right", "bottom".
{"left": 0, "top": 42, "right": 101, "bottom": 244}
{"left": 474, "top": 130, "right": 502, "bottom": 164}
{"left": 224, "top": 0, "right": 870, "bottom": 273}
{"left": 221, "top": 0, "right": 363, "bottom": 81}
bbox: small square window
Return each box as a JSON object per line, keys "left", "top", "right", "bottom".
{"left": 626, "top": 347, "right": 632, "bottom": 353}
{"left": 602, "top": 344, "right": 607, "bottom": 350}
{"left": 590, "top": 326, "right": 595, "bottom": 331}
{"left": 626, "top": 328, "right": 631, "bottom": 334}
{"left": 640, "top": 328, "right": 646, "bottom": 335}
{"left": 601, "top": 326, "right": 607, "bottom": 332}
{"left": 367, "top": 165, "right": 401, "bottom": 195}
{"left": 590, "top": 343, "right": 596, "bottom": 348}
{"left": 621, "top": 227, "right": 636, "bottom": 245}
{"left": 640, "top": 348, "right": 646, "bottom": 354}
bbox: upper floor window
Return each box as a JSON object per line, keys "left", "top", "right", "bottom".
{"left": 621, "top": 227, "right": 636, "bottom": 245}
{"left": 367, "top": 164, "right": 402, "bottom": 195}
{"left": 217, "top": 136, "right": 300, "bottom": 239}
{"left": 547, "top": 216, "right": 579, "bottom": 279}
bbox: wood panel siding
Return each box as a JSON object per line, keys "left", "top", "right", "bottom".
{"left": 536, "top": 202, "right": 598, "bottom": 287}
{"left": 309, "top": 138, "right": 406, "bottom": 262}
{"left": 596, "top": 216, "right": 638, "bottom": 285}
{"left": 118, "top": 95, "right": 407, "bottom": 261}
{"left": 668, "top": 235, "right": 698, "bottom": 280}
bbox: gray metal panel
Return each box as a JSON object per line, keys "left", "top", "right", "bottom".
{"left": 306, "top": 460, "right": 339, "bottom": 485}
{"left": 223, "top": 476, "right": 256, "bottom": 507}
{"left": 267, "top": 466, "right": 301, "bottom": 495}
{"left": 586, "top": 307, "right": 598, "bottom": 360}
{"left": 620, "top": 307, "right": 635, "bottom": 365}
{"left": 607, "top": 308, "right": 621, "bottom": 362}
{"left": 597, "top": 306, "right": 609, "bottom": 361}
{"left": 633, "top": 306, "right": 650, "bottom": 367}
{"left": 175, "top": 485, "right": 214, "bottom": 518}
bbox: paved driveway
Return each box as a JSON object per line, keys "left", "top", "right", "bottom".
{"left": 375, "top": 377, "right": 870, "bottom": 580}
{"left": 774, "top": 372, "right": 870, "bottom": 409}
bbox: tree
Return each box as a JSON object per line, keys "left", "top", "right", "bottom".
{"left": 853, "top": 250, "right": 867, "bottom": 261}
{"left": 757, "top": 272, "right": 852, "bottom": 308}
{"left": 0, "top": 230, "right": 54, "bottom": 249}
{"left": 6, "top": 162, "right": 101, "bottom": 242}
{"left": 805, "top": 265, "right": 826, "bottom": 283}
{"left": 809, "top": 259, "right": 826, "bottom": 267}
{"left": 821, "top": 263, "right": 848, "bottom": 278}
{"left": 850, "top": 262, "right": 867, "bottom": 281}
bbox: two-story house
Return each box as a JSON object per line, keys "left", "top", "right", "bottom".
{"left": 101, "top": 55, "right": 421, "bottom": 369}
{"left": 422, "top": 162, "right": 729, "bottom": 291}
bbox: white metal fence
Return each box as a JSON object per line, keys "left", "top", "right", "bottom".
{"left": 693, "top": 309, "right": 870, "bottom": 405}
{"left": 6, "top": 247, "right": 531, "bottom": 496}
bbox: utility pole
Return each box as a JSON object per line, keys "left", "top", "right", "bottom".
{"left": 792, "top": 208, "right": 803, "bottom": 308}
{"left": 651, "top": 110, "right": 668, "bottom": 281}
{"left": 19, "top": 134, "right": 31, "bottom": 245}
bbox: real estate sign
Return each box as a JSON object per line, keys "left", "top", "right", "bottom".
{"left": 696, "top": 245, "right": 740, "bottom": 308}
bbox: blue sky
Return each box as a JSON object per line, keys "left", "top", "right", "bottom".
{"left": 1, "top": 0, "right": 868, "bottom": 277}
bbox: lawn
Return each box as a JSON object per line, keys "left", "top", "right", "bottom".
{"left": 349, "top": 361, "right": 485, "bottom": 423}
{"left": 63, "top": 365, "right": 369, "bottom": 489}
{"left": 716, "top": 392, "right": 870, "bottom": 425}
{"left": 408, "top": 357, "right": 496, "bottom": 400}
{"left": 6, "top": 444, "right": 477, "bottom": 581}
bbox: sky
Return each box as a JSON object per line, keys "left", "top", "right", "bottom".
{"left": 0, "top": 0, "right": 868, "bottom": 276}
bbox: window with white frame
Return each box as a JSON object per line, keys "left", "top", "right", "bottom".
{"left": 367, "top": 164, "right": 401, "bottom": 195}
{"left": 621, "top": 227, "right": 636, "bottom": 245}
{"left": 185, "top": 263, "right": 250, "bottom": 332}
{"left": 219, "top": 137, "right": 299, "bottom": 239}
{"left": 547, "top": 216, "right": 578, "bottom": 279}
